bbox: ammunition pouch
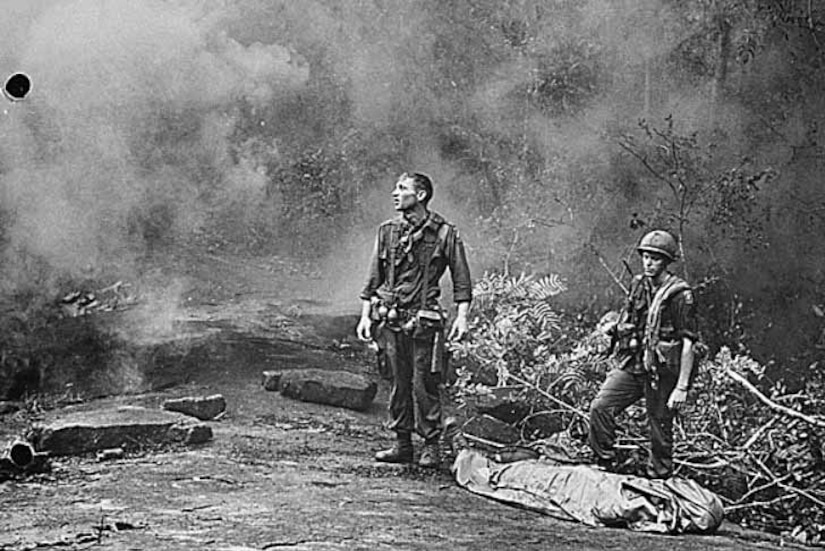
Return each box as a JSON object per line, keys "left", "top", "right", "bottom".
{"left": 411, "top": 308, "right": 445, "bottom": 339}
{"left": 370, "top": 299, "right": 410, "bottom": 330}
{"left": 370, "top": 299, "right": 444, "bottom": 338}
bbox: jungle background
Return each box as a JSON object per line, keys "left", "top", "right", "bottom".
{"left": 1, "top": 0, "right": 825, "bottom": 545}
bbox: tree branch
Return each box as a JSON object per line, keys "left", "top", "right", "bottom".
{"left": 723, "top": 367, "right": 825, "bottom": 429}
{"left": 587, "top": 243, "right": 628, "bottom": 294}
{"left": 616, "top": 139, "right": 678, "bottom": 197}
{"left": 505, "top": 373, "right": 589, "bottom": 421}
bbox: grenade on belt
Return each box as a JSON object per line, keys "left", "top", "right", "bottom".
{"left": 377, "top": 305, "right": 389, "bottom": 319}
{"left": 387, "top": 308, "right": 399, "bottom": 322}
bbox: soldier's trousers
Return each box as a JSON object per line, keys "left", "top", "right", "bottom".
{"left": 588, "top": 368, "right": 677, "bottom": 478}
{"left": 383, "top": 328, "right": 441, "bottom": 443}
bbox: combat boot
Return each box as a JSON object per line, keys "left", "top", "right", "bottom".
{"left": 375, "top": 435, "right": 414, "bottom": 464}
{"left": 418, "top": 439, "right": 441, "bottom": 468}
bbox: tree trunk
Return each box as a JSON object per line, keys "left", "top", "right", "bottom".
{"left": 710, "top": 16, "right": 732, "bottom": 124}
{"left": 644, "top": 57, "right": 651, "bottom": 120}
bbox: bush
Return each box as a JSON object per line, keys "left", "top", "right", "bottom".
{"left": 451, "top": 270, "right": 825, "bottom": 542}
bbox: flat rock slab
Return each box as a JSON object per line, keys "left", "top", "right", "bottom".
{"left": 162, "top": 394, "right": 226, "bottom": 420}
{"left": 277, "top": 369, "right": 377, "bottom": 412}
{"left": 32, "top": 406, "right": 212, "bottom": 456}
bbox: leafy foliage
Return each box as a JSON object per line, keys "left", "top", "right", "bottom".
{"left": 452, "top": 270, "right": 825, "bottom": 542}
{"left": 452, "top": 271, "right": 568, "bottom": 388}
{"left": 451, "top": 270, "right": 610, "bottom": 440}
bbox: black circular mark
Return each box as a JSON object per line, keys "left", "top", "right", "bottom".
{"left": 9, "top": 441, "right": 34, "bottom": 468}
{"left": 4, "top": 72, "right": 31, "bottom": 101}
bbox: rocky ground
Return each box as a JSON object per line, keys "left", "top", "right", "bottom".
{"left": 0, "top": 249, "right": 802, "bottom": 551}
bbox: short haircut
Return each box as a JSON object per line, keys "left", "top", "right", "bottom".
{"left": 403, "top": 172, "right": 434, "bottom": 205}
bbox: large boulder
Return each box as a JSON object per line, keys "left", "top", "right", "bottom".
{"left": 32, "top": 406, "right": 212, "bottom": 456}
{"left": 274, "top": 369, "right": 377, "bottom": 412}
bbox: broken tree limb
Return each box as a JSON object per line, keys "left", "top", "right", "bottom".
{"left": 587, "top": 243, "right": 628, "bottom": 294}
{"left": 724, "top": 494, "right": 795, "bottom": 513}
{"left": 722, "top": 367, "right": 825, "bottom": 429}
{"left": 731, "top": 474, "right": 793, "bottom": 506}
{"left": 742, "top": 417, "right": 779, "bottom": 451}
{"left": 778, "top": 482, "right": 825, "bottom": 510}
{"left": 505, "top": 374, "right": 589, "bottom": 421}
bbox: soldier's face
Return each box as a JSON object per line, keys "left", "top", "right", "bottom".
{"left": 392, "top": 175, "right": 422, "bottom": 212}
{"left": 641, "top": 251, "right": 668, "bottom": 278}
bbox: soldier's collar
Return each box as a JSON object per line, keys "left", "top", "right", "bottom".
{"left": 397, "top": 211, "right": 444, "bottom": 233}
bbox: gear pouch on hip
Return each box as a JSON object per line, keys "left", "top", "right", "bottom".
{"left": 655, "top": 340, "right": 682, "bottom": 374}
{"left": 412, "top": 309, "right": 443, "bottom": 339}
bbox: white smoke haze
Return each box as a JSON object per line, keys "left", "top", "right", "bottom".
{"left": 1, "top": 0, "right": 813, "bottom": 320}
{"left": 0, "top": 0, "right": 308, "bottom": 287}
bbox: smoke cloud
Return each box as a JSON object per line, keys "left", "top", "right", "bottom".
{"left": 1, "top": 0, "right": 820, "bottom": 368}
{"left": 0, "top": 0, "right": 307, "bottom": 287}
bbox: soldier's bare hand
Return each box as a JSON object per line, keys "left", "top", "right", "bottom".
{"left": 356, "top": 317, "right": 372, "bottom": 342}
{"left": 667, "top": 387, "right": 688, "bottom": 410}
{"left": 448, "top": 316, "right": 468, "bottom": 342}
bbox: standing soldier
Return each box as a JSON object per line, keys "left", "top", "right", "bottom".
{"left": 356, "top": 172, "right": 472, "bottom": 468}
{"left": 589, "top": 230, "right": 698, "bottom": 479}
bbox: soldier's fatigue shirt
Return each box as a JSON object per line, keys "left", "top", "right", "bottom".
{"left": 360, "top": 211, "right": 472, "bottom": 311}
{"left": 620, "top": 273, "right": 698, "bottom": 375}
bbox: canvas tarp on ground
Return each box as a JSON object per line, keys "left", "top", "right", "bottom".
{"left": 452, "top": 448, "right": 724, "bottom": 534}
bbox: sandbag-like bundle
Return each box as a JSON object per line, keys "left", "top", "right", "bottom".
{"left": 452, "top": 449, "right": 723, "bottom": 534}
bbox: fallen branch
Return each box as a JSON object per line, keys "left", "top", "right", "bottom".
{"left": 732, "top": 474, "right": 793, "bottom": 505}
{"left": 778, "top": 482, "right": 825, "bottom": 510}
{"left": 673, "top": 458, "right": 730, "bottom": 470}
{"left": 505, "top": 374, "right": 589, "bottom": 421}
{"left": 587, "top": 243, "right": 628, "bottom": 294}
{"left": 724, "top": 494, "right": 795, "bottom": 513}
{"left": 722, "top": 367, "right": 825, "bottom": 429}
{"left": 462, "top": 433, "right": 508, "bottom": 449}
{"left": 742, "top": 417, "right": 779, "bottom": 450}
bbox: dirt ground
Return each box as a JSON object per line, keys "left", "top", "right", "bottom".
{"left": 0, "top": 250, "right": 799, "bottom": 551}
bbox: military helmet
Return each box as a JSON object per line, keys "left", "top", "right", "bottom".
{"left": 637, "top": 230, "right": 678, "bottom": 261}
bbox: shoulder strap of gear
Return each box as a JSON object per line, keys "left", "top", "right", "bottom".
{"left": 385, "top": 221, "right": 400, "bottom": 300}
{"left": 419, "top": 216, "right": 449, "bottom": 312}
{"left": 643, "top": 275, "right": 691, "bottom": 363}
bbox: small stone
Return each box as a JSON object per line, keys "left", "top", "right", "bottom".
{"left": 96, "top": 448, "right": 124, "bottom": 461}
{"left": 183, "top": 424, "right": 213, "bottom": 445}
{"left": 261, "top": 371, "right": 282, "bottom": 391}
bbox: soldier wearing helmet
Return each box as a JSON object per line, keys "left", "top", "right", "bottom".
{"left": 589, "top": 229, "right": 698, "bottom": 479}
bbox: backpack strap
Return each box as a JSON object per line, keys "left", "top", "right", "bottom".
{"left": 418, "top": 221, "right": 450, "bottom": 312}
{"left": 643, "top": 274, "right": 691, "bottom": 387}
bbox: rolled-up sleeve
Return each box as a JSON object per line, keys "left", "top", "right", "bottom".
{"left": 671, "top": 289, "right": 698, "bottom": 342}
{"left": 359, "top": 231, "right": 384, "bottom": 301}
{"left": 447, "top": 228, "right": 472, "bottom": 303}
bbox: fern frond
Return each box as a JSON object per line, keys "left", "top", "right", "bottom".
{"left": 530, "top": 274, "right": 567, "bottom": 299}
{"left": 530, "top": 302, "right": 561, "bottom": 328}
{"left": 504, "top": 272, "right": 532, "bottom": 298}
